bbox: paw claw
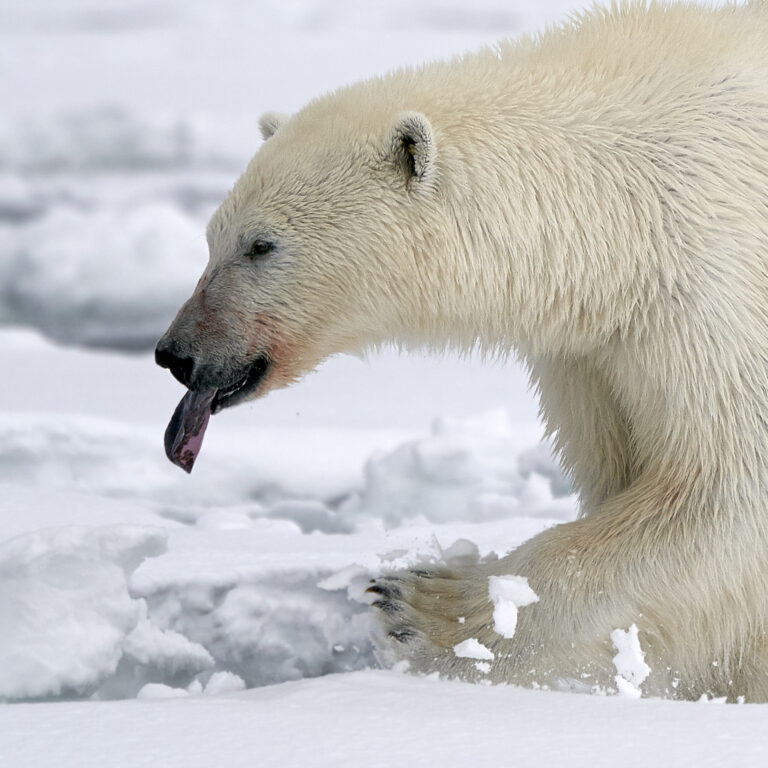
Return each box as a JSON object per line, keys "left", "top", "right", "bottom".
{"left": 388, "top": 628, "right": 417, "bottom": 643}
{"left": 371, "top": 598, "right": 403, "bottom": 616}
{"left": 365, "top": 582, "right": 401, "bottom": 600}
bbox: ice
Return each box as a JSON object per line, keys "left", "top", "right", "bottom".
{"left": 453, "top": 638, "right": 494, "bottom": 661}
{"left": 488, "top": 574, "right": 539, "bottom": 640}
{"left": 441, "top": 538, "right": 480, "bottom": 567}
{"left": 611, "top": 624, "right": 651, "bottom": 699}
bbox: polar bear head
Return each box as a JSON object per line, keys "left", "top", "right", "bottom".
{"left": 155, "top": 96, "right": 447, "bottom": 469}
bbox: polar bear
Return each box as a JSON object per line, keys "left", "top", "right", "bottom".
{"left": 156, "top": 1, "right": 768, "bottom": 700}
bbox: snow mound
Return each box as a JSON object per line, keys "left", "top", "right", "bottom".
{"left": 0, "top": 409, "right": 573, "bottom": 534}
{"left": 137, "top": 683, "right": 189, "bottom": 700}
{"left": 0, "top": 202, "right": 206, "bottom": 349}
{"left": 0, "top": 105, "right": 253, "bottom": 349}
{"left": 136, "top": 567, "right": 377, "bottom": 689}
{"left": 0, "top": 525, "right": 169, "bottom": 699}
{"left": 343, "top": 410, "right": 573, "bottom": 527}
{"left": 203, "top": 671, "right": 246, "bottom": 696}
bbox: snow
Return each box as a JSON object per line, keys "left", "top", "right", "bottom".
{"left": 203, "top": 671, "right": 247, "bottom": 696}
{"left": 453, "top": 638, "right": 495, "bottom": 661}
{"left": 0, "top": 525, "right": 170, "bottom": 699}
{"left": 0, "top": 201, "right": 207, "bottom": 349}
{"left": 136, "top": 683, "right": 190, "bottom": 700}
{"left": 612, "top": 624, "right": 652, "bottom": 700}
{"left": 347, "top": 411, "right": 573, "bottom": 527}
{"left": 488, "top": 574, "right": 539, "bottom": 639}
{"left": 1, "top": 0, "right": 762, "bottom": 764}
{"left": 2, "top": 672, "right": 768, "bottom": 768}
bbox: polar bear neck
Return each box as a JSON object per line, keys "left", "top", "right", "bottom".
{"left": 321, "top": 4, "right": 766, "bottom": 362}
{"left": 335, "top": 63, "right": 677, "bottom": 357}
{"left": 323, "top": 4, "right": 768, "bottom": 492}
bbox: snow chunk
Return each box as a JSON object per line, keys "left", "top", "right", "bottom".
{"left": 611, "top": 624, "right": 651, "bottom": 699}
{"left": 137, "top": 683, "right": 189, "bottom": 700}
{"left": 317, "top": 564, "right": 368, "bottom": 592}
{"left": 453, "top": 638, "right": 494, "bottom": 661}
{"left": 488, "top": 574, "right": 539, "bottom": 639}
{"left": 615, "top": 676, "right": 642, "bottom": 700}
{"left": 698, "top": 694, "right": 728, "bottom": 704}
{"left": 123, "top": 609, "right": 214, "bottom": 675}
{"left": 0, "top": 525, "right": 166, "bottom": 700}
{"left": 204, "top": 671, "right": 246, "bottom": 696}
{"left": 317, "top": 563, "right": 373, "bottom": 604}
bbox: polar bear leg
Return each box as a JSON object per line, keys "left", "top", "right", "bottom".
{"left": 530, "top": 355, "right": 633, "bottom": 512}
{"left": 369, "top": 534, "right": 634, "bottom": 692}
{"left": 371, "top": 496, "right": 760, "bottom": 699}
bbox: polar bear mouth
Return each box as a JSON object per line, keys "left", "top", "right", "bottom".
{"left": 163, "top": 355, "right": 271, "bottom": 473}
{"left": 211, "top": 355, "right": 271, "bottom": 413}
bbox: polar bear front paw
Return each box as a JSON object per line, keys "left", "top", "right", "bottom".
{"left": 367, "top": 567, "right": 504, "bottom": 680}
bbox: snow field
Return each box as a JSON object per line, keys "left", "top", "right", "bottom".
{"left": 1, "top": 671, "right": 766, "bottom": 768}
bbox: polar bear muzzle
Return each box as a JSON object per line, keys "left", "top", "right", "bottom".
{"left": 157, "top": 348, "right": 271, "bottom": 473}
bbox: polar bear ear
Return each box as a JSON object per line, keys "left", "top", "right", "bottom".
{"left": 259, "top": 111, "right": 289, "bottom": 141}
{"left": 389, "top": 111, "right": 436, "bottom": 188}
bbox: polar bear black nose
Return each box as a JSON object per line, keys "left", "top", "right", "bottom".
{"left": 155, "top": 342, "right": 196, "bottom": 388}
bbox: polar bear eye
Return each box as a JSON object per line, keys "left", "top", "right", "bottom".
{"left": 246, "top": 239, "right": 275, "bottom": 258}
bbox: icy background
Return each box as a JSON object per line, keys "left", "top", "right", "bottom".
{"left": 2, "top": 0, "right": 766, "bottom": 766}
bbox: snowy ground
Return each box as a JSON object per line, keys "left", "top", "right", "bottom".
{"left": 2, "top": 0, "right": 765, "bottom": 765}
{"left": 3, "top": 672, "right": 767, "bottom": 768}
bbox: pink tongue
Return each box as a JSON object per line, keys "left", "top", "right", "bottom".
{"left": 164, "top": 389, "right": 217, "bottom": 473}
